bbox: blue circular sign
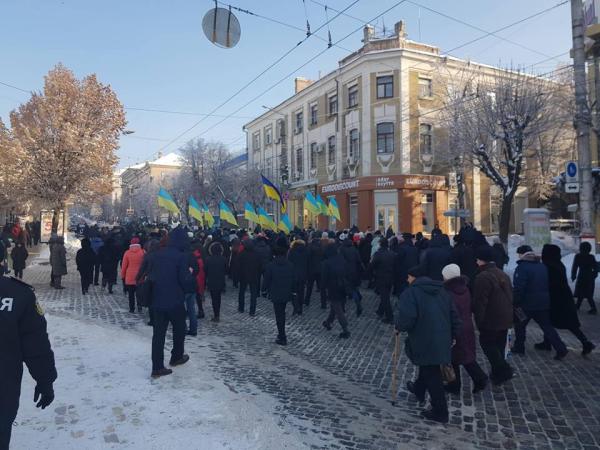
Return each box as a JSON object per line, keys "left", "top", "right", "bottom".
{"left": 567, "top": 162, "right": 577, "bottom": 178}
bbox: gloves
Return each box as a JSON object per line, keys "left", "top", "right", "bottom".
{"left": 34, "top": 383, "right": 55, "bottom": 409}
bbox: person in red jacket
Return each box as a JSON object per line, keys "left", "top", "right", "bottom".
{"left": 193, "top": 246, "right": 206, "bottom": 319}
{"left": 121, "top": 237, "right": 145, "bottom": 313}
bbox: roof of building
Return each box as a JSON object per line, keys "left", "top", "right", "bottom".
{"left": 150, "top": 152, "right": 185, "bottom": 167}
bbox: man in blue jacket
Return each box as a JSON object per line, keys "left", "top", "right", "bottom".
{"left": 512, "top": 245, "right": 567, "bottom": 360}
{"left": 147, "top": 227, "right": 193, "bottom": 378}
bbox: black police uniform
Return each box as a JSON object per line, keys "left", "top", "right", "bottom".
{"left": 0, "top": 276, "right": 57, "bottom": 450}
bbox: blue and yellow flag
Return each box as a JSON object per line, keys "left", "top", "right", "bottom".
{"left": 258, "top": 207, "right": 276, "bottom": 231}
{"left": 244, "top": 202, "right": 259, "bottom": 223}
{"left": 157, "top": 188, "right": 180, "bottom": 214}
{"left": 316, "top": 194, "right": 329, "bottom": 216}
{"left": 304, "top": 192, "right": 320, "bottom": 215}
{"left": 202, "top": 202, "right": 215, "bottom": 227}
{"left": 261, "top": 174, "right": 286, "bottom": 213}
{"left": 188, "top": 196, "right": 204, "bottom": 224}
{"left": 277, "top": 213, "right": 293, "bottom": 234}
{"left": 328, "top": 197, "right": 341, "bottom": 221}
{"left": 219, "top": 201, "right": 238, "bottom": 226}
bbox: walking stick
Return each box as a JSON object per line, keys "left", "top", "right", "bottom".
{"left": 391, "top": 331, "right": 401, "bottom": 406}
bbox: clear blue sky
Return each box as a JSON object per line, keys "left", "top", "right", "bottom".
{"left": 0, "top": 0, "right": 571, "bottom": 168}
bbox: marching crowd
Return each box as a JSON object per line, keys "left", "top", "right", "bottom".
{"left": 47, "top": 221, "right": 598, "bottom": 424}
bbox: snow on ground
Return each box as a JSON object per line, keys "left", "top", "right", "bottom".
{"left": 11, "top": 314, "right": 307, "bottom": 450}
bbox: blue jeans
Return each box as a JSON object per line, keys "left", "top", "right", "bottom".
{"left": 184, "top": 293, "right": 198, "bottom": 334}
{"left": 514, "top": 309, "right": 566, "bottom": 354}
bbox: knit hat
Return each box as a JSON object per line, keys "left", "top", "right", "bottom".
{"left": 442, "top": 264, "right": 461, "bottom": 281}
{"left": 475, "top": 245, "right": 493, "bottom": 262}
{"left": 516, "top": 245, "right": 533, "bottom": 255}
{"left": 130, "top": 237, "right": 140, "bottom": 245}
{"left": 407, "top": 265, "right": 426, "bottom": 278}
{"left": 321, "top": 232, "right": 329, "bottom": 239}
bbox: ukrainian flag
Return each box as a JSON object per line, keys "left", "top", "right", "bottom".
{"left": 277, "top": 213, "right": 292, "bottom": 234}
{"left": 188, "top": 196, "right": 204, "bottom": 224}
{"left": 202, "top": 202, "right": 215, "bottom": 227}
{"left": 261, "top": 174, "right": 286, "bottom": 213}
{"left": 244, "top": 202, "right": 259, "bottom": 223}
{"left": 328, "top": 197, "right": 341, "bottom": 220}
{"left": 304, "top": 192, "right": 320, "bottom": 215}
{"left": 316, "top": 194, "right": 329, "bottom": 216}
{"left": 219, "top": 200, "right": 238, "bottom": 226}
{"left": 157, "top": 188, "right": 180, "bottom": 214}
{"left": 258, "top": 207, "right": 276, "bottom": 231}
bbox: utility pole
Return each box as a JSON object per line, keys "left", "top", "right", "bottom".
{"left": 571, "top": 0, "right": 595, "bottom": 240}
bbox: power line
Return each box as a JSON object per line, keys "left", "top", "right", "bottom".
{"left": 124, "top": 106, "right": 254, "bottom": 119}
{"left": 0, "top": 81, "right": 30, "bottom": 94}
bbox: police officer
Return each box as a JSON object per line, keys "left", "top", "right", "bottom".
{"left": 0, "top": 276, "right": 57, "bottom": 450}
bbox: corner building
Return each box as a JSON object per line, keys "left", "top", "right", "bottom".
{"left": 245, "top": 21, "right": 533, "bottom": 234}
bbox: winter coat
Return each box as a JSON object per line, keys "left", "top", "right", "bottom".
{"left": 254, "top": 239, "right": 272, "bottom": 271}
{"left": 98, "top": 240, "right": 119, "bottom": 283}
{"left": 288, "top": 240, "right": 309, "bottom": 282}
{"left": 193, "top": 249, "right": 206, "bottom": 295}
{"left": 90, "top": 237, "right": 104, "bottom": 256}
{"left": 339, "top": 239, "right": 362, "bottom": 287}
{"left": 420, "top": 235, "right": 452, "bottom": 281}
{"left": 492, "top": 243, "right": 509, "bottom": 271}
{"left": 542, "top": 244, "right": 580, "bottom": 329}
{"left": 572, "top": 253, "right": 598, "bottom": 300}
{"left": 358, "top": 238, "right": 372, "bottom": 268}
{"left": 204, "top": 254, "right": 227, "bottom": 292}
{"left": 263, "top": 255, "right": 295, "bottom": 303}
{"left": 321, "top": 245, "right": 350, "bottom": 302}
{"left": 146, "top": 228, "right": 192, "bottom": 311}
{"left": 472, "top": 263, "right": 513, "bottom": 331}
{"left": 394, "top": 240, "right": 419, "bottom": 294}
{"left": 120, "top": 244, "right": 145, "bottom": 285}
{"left": 450, "top": 243, "right": 478, "bottom": 285}
{"left": 444, "top": 276, "right": 477, "bottom": 365}
{"left": 369, "top": 248, "right": 396, "bottom": 289}
{"left": 50, "top": 240, "right": 67, "bottom": 276}
{"left": 513, "top": 253, "right": 550, "bottom": 311}
{"left": 237, "top": 240, "right": 263, "bottom": 284}
{"left": 307, "top": 239, "right": 324, "bottom": 276}
{"left": 75, "top": 239, "right": 96, "bottom": 277}
{"left": 394, "top": 277, "right": 462, "bottom": 366}
{"left": 10, "top": 245, "right": 28, "bottom": 271}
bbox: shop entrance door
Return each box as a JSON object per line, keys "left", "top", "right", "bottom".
{"left": 376, "top": 206, "right": 397, "bottom": 232}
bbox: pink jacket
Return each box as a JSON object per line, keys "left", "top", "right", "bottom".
{"left": 121, "top": 244, "right": 145, "bottom": 285}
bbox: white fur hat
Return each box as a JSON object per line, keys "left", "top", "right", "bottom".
{"left": 442, "top": 264, "right": 461, "bottom": 281}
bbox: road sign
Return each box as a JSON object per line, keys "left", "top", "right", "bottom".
{"left": 565, "top": 183, "right": 580, "bottom": 194}
{"left": 566, "top": 161, "right": 578, "bottom": 183}
{"left": 443, "top": 209, "right": 470, "bottom": 218}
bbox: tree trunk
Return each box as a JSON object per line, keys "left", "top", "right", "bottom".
{"left": 51, "top": 206, "right": 61, "bottom": 234}
{"left": 498, "top": 192, "right": 515, "bottom": 245}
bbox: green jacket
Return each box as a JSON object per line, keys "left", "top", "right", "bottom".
{"left": 394, "top": 277, "right": 462, "bottom": 366}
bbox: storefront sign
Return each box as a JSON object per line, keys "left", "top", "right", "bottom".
{"left": 321, "top": 179, "right": 360, "bottom": 194}
{"left": 318, "top": 174, "right": 446, "bottom": 195}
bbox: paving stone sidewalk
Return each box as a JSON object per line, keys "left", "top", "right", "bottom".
{"left": 22, "top": 249, "right": 600, "bottom": 450}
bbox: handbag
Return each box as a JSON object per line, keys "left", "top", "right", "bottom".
{"left": 440, "top": 364, "right": 456, "bottom": 384}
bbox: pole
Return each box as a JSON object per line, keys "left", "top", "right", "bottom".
{"left": 571, "top": 0, "right": 595, "bottom": 239}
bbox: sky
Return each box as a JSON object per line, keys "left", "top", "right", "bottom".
{"left": 0, "top": 0, "right": 571, "bottom": 168}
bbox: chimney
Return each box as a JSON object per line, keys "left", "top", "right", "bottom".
{"left": 294, "top": 77, "right": 314, "bottom": 94}
{"left": 363, "top": 24, "right": 374, "bottom": 43}
{"left": 395, "top": 21, "right": 407, "bottom": 40}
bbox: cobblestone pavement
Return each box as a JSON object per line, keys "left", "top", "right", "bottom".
{"left": 22, "top": 247, "right": 600, "bottom": 450}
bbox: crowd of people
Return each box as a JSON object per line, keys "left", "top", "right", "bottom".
{"left": 56, "top": 221, "right": 598, "bottom": 423}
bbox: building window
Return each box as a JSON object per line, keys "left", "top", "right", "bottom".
{"left": 264, "top": 126, "right": 273, "bottom": 146}
{"left": 376, "top": 122, "right": 394, "bottom": 154}
{"left": 310, "top": 142, "right": 318, "bottom": 169}
{"left": 376, "top": 75, "right": 393, "bottom": 99}
{"left": 328, "top": 94, "right": 338, "bottom": 115}
{"left": 310, "top": 104, "right": 318, "bottom": 126}
{"left": 327, "top": 136, "right": 336, "bottom": 164}
{"left": 418, "top": 77, "right": 433, "bottom": 98}
{"left": 348, "top": 85, "right": 358, "bottom": 108}
{"left": 295, "top": 111, "right": 303, "bottom": 133}
{"left": 252, "top": 132, "right": 261, "bottom": 151}
{"left": 349, "top": 129, "right": 359, "bottom": 159}
{"left": 276, "top": 119, "right": 286, "bottom": 142}
{"left": 419, "top": 123, "right": 433, "bottom": 155}
{"left": 295, "top": 148, "right": 303, "bottom": 176}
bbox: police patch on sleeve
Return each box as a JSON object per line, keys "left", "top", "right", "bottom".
{"left": 35, "top": 301, "right": 45, "bottom": 316}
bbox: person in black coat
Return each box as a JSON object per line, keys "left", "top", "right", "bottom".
{"left": 263, "top": 246, "right": 295, "bottom": 345}
{"left": 76, "top": 238, "right": 96, "bottom": 295}
{"left": 204, "top": 242, "right": 227, "bottom": 322}
{"left": 237, "top": 239, "right": 262, "bottom": 316}
{"left": 254, "top": 236, "right": 272, "bottom": 297}
{"left": 393, "top": 233, "right": 419, "bottom": 296}
{"left": 288, "top": 239, "right": 309, "bottom": 315}
{"left": 10, "top": 241, "right": 28, "bottom": 279}
{"left": 305, "top": 236, "right": 324, "bottom": 307}
{"left": 572, "top": 242, "right": 599, "bottom": 314}
{"left": 339, "top": 236, "right": 364, "bottom": 316}
{"left": 322, "top": 244, "right": 351, "bottom": 338}
{"left": 368, "top": 238, "right": 396, "bottom": 323}
{"left": 98, "top": 237, "right": 120, "bottom": 294}
{"left": 539, "top": 244, "right": 595, "bottom": 355}
{"left": 358, "top": 233, "right": 372, "bottom": 278}
{"left": 420, "top": 234, "right": 452, "bottom": 281}
{"left": 491, "top": 238, "right": 509, "bottom": 272}
{"left": 450, "top": 237, "right": 478, "bottom": 287}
